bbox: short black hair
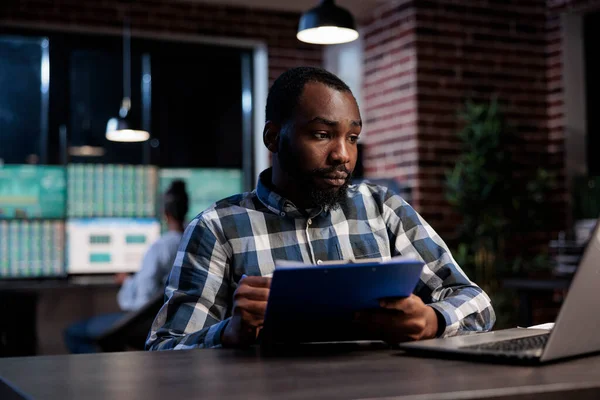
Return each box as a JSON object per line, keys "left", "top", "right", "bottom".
{"left": 266, "top": 66, "right": 352, "bottom": 124}
{"left": 163, "top": 180, "right": 189, "bottom": 222}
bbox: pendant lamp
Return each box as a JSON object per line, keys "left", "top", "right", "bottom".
{"left": 106, "top": 18, "right": 150, "bottom": 142}
{"left": 68, "top": 145, "right": 106, "bottom": 157}
{"left": 297, "top": 0, "right": 359, "bottom": 45}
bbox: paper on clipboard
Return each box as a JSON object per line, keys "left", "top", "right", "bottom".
{"left": 274, "top": 255, "right": 419, "bottom": 269}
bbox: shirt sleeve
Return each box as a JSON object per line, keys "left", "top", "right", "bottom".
{"left": 117, "top": 242, "right": 163, "bottom": 312}
{"left": 146, "top": 215, "right": 232, "bottom": 350}
{"left": 381, "top": 189, "right": 496, "bottom": 337}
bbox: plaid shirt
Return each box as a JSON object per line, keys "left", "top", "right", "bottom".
{"left": 147, "top": 169, "right": 495, "bottom": 350}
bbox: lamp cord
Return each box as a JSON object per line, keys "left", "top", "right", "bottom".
{"left": 123, "top": 16, "right": 131, "bottom": 102}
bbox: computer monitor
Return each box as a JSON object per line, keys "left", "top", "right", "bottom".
{"left": 67, "top": 164, "right": 157, "bottom": 218}
{"left": 0, "top": 165, "right": 66, "bottom": 219}
{"left": 159, "top": 168, "right": 243, "bottom": 220}
{"left": 0, "top": 220, "right": 65, "bottom": 278}
{"left": 66, "top": 218, "right": 161, "bottom": 274}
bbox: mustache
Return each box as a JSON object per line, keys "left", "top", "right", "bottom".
{"left": 309, "top": 165, "right": 352, "bottom": 178}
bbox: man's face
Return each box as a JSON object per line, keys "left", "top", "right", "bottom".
{"left": 277, "top": 82, "right": 362, "bottom": 209}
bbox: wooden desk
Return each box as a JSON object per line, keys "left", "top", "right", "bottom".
{"left": 0, "top": 275, "right": 119, "bottom": 293}
{"left": 1, "top": 346, "right": 599, "bottom": 399}
{"left": 0, "top": 277, "right": 121, "bottom": 356}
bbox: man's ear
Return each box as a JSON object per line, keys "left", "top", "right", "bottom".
{"left": 263, "top": 121, "right": 281, "bottom": 153}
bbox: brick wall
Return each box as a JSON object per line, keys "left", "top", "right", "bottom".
{"left": 0, "top": 0, "right": 322, "bottom": 86}
{"left": 415, "top": 0, "right": 562, "bottom": 239}
{"left": 362, "top": 0, "right": 580, "bottom": 243}
{"left": 361, "top": 1, "right": 419, "bottom": 191}
{"left": 548, "top": 0, "right": 600, "bottom": 12}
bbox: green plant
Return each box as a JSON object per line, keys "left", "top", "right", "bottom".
{"left": 572, "top": 176, "right": 600, "bottom": 220}
{"left": 445, "top": 98, "right": 554, "bottom": 316}
{"left": 446, "top": 99, "right": 509, "bottom": 287}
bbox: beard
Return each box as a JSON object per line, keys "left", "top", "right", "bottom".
{"left": 278, "top": 135, "right": 352, "bottom": 211}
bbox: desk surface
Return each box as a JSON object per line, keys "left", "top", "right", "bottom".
{"left": 0, "top": 275, "right": 119, "bottom": 293}
{"left": 1, "top": 346, "right": 600, "bottom": 400}
{"left": 503, "top": 278, "right": 572, "bottom": 291}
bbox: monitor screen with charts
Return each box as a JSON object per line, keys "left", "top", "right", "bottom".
{"left": 67, "top": 164, "right": 157, "bottom": 218}
{"left": 0, "top": 165, "right": 66, "bottom": 219}
{"left": 67, "top": 218, "right": 160, "bottom": 274}
{"left": 0, "top": 220, "right": 65, "bottom": 278}
{"left": 159, "top": 168, "right": 243, "bottom": 220}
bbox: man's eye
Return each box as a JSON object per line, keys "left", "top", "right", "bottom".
{"left": 314, "top": 132, "right": 330, "bottom": 140}
{"left": 348, "top": 135, "right": 359, "bottom": 144}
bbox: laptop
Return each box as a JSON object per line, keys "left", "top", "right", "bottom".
{"left": 399, "top": 220, "right": 600, "bottom": 364}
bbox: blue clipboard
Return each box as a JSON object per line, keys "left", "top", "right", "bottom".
{"left": 261, "top": 257, "right": 424, "bottom": 344}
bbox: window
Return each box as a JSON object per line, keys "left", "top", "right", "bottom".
{"left": 0, "top": 36, "right": 49, "bottom": 164}
{"left": 0, "top": 30, "right": 250, "bottom": 171}
{"left": 68, "top": 47, "right": 145, "bottom": 165}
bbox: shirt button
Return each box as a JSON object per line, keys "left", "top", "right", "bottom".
{"left": 280, "top": 212, "right": 285, "bottom": 216}
{"left": 307, "top": 219, "right": 312, "bottom": 225}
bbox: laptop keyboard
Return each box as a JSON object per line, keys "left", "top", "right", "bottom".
{"left": 462, "top": 333, "right": 550, "bottom": 353}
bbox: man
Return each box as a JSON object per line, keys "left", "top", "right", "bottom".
{"left": 147, "top": 67, "right": 495, "bottom": 350}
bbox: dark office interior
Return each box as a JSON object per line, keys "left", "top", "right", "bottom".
{"left": 1, "top": 0, "right": 600, "bottom": 398}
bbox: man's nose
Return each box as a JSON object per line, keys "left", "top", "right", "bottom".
{"left": 329, "top": 138, "right": 351, "bottom": 165}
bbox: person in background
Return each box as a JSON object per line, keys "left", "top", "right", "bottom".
{"left": 147, "top": 67, "right": 495, "bottom": 351}
{"left": 64, "top": 180, "right": 188, "bottom": 354}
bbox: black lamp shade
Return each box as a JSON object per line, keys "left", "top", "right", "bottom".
{"left": 297, "top": 0, "right": 359, "bottom": 45}
{"left": 114, "top": 117, "right": 131, "bottom": 131}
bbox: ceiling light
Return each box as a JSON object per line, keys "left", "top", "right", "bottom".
{"left": 106, "top": 18, "right": 150, "bottom": 142}
{"left": 68, "top": 145, "right": 106, "bottom": 157}
{"left": 297, "top": 0, "right": 359, "bottom": 45}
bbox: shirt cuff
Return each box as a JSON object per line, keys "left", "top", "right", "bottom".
{"left": 204, "top": 318, "right": 230, "bottom": 348}
{"left": 117, "top": 277, "right": 135, "bottom": 311}
{"left": 427, "top": 306, "right": 446, "bottom": 338}
{"left": 427, "top": 301, "right": 460, "bottom": 338}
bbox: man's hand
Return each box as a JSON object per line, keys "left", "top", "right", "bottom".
{"left": 114, "top": 272, "right": 130, "bottom": 285}
{"left": 221, "top": 275, "right": 271, "bottom": 348}
{"left": 354, "top": 294, "right": 441, "bottom": 343}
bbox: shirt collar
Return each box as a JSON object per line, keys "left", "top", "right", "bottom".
{"left": 256, "top": 168, "right": 323, "bottom": 219}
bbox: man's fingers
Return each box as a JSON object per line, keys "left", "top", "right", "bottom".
{"left": 235, "top": 298, "right": 268, "bottom": 317}
{"left": 233, "top": 276, "right": 271, "bottom": 328}
{"left": 355, "top": 309, "right": 423, "bottom": 331}
{"left": 238, "top": 309, "right": 266, "bottom": 327}
{"left": 353, "top": 309, "right": 425, "bottom": 342}
{"left": 379, "top": 294, "right": 419, "bottom": 312}
{"left": 235, "top": 285, "right": 270, "bottom": 301}
{"left": 240, "top": 276, "right": 272, "bottom": 288}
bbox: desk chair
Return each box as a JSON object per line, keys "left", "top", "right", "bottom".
{"left": 94, "top": 293, "right": 164, "bottom": 352}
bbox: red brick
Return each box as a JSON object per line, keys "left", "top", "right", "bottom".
{"left": 362, "top": 0, "right": 572, "bottom": 239}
